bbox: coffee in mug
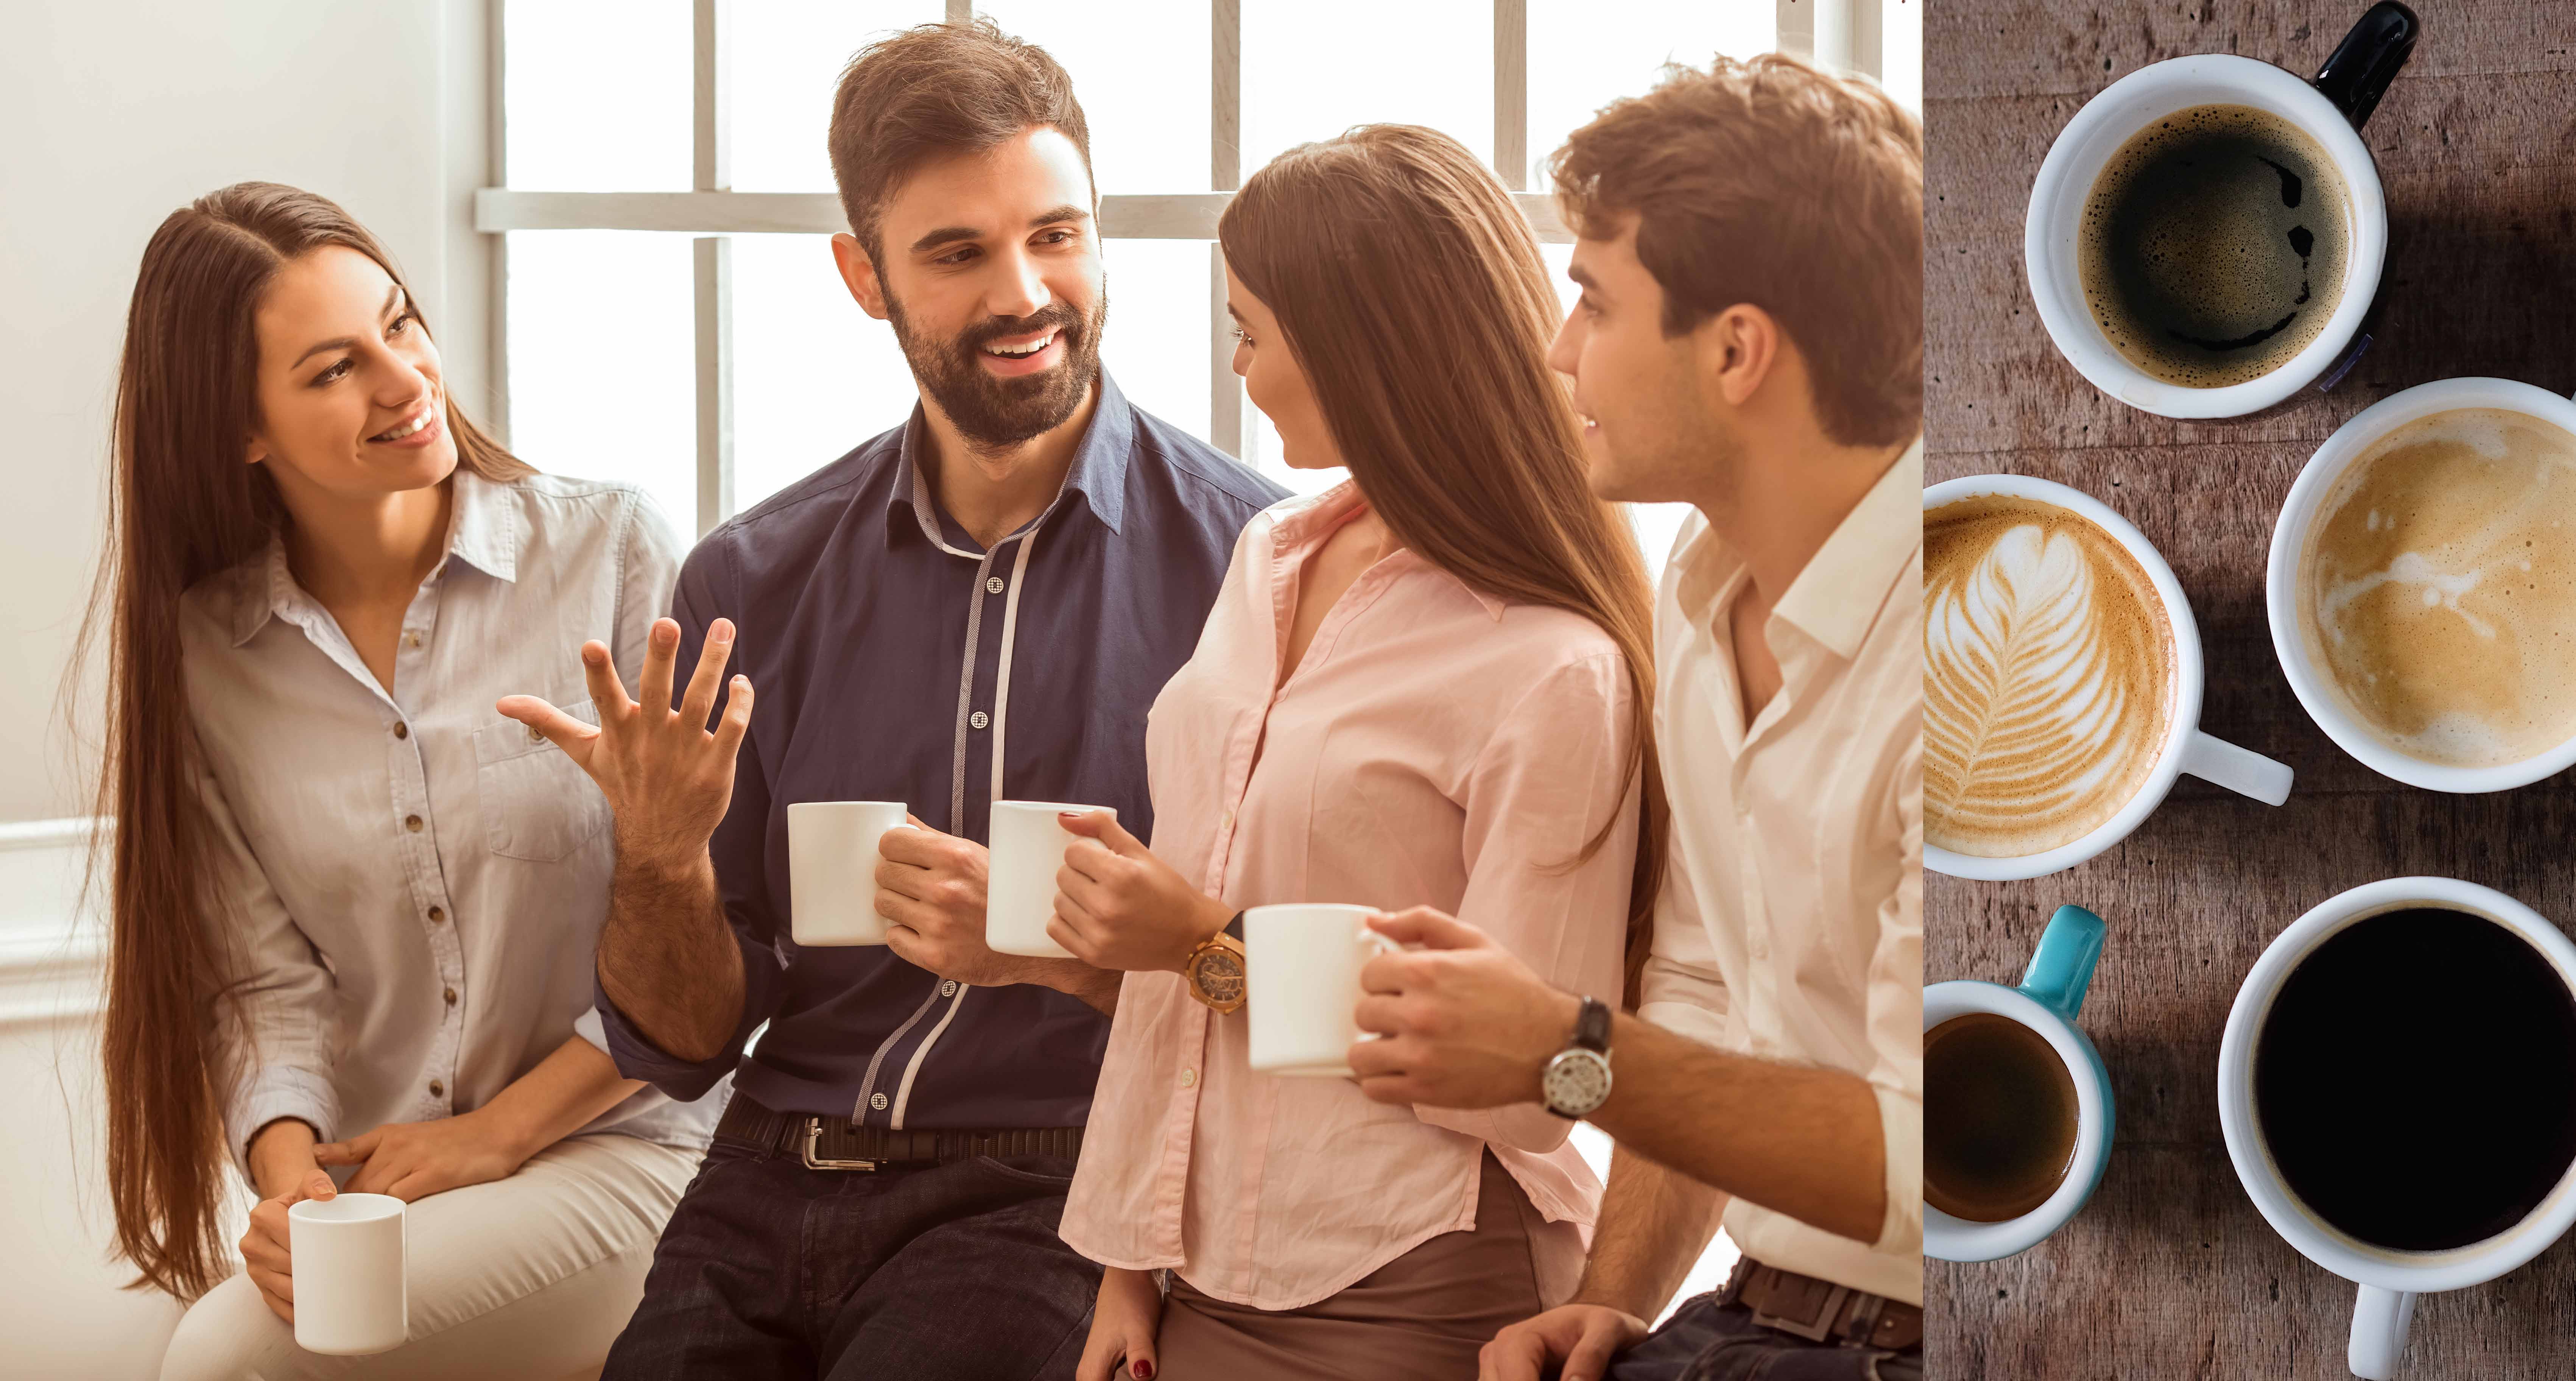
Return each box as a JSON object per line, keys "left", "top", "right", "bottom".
{"left": 2257, "top": 906, "right": 2576, "bottom": 1251}
{"left": 2079, "top": 103, "right": 2351, "bottom": 389}
{"left": 1925, "top": 494, "right": 2176, "bottom": 857}
{"left": 2295, "top": 408, "right": 2576, "bottom": 767}
{"left": 1925, "top": 1012, "right": 2081, "bottom": 1223}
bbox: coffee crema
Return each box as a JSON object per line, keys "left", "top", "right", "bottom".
{"left": 1925, "top": 494, "right": 2176, "bottom": 857}
{"left": 2078, "top": 103, "right": 2350, "bottom": 389}
{"left": 2300, "top": 408, "right": 2576, "bottom": 767}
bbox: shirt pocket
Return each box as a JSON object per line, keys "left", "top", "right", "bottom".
{"left": 472, "top": 700, "right": 612, "bottom": 863}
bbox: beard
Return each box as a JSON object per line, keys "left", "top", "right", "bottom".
{"left": 885, "top": 287, "right": 1109, "bottom": 453}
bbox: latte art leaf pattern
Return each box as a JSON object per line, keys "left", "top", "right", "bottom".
{"left": 1924, "top": 513, "right": 2171, "bottom": 857}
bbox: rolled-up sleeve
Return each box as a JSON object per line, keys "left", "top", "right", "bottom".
{"left": 590, "top": 535, "right": 790, "bottom": 1100}
{"left": 194, "top": 750, "right": 340, "bottom": 1178}
{"left": 1864, "top": 749, "right": 1923, "bottom": 1256}
{"left": 1416, "top": 652, "right": 1639, "bottom": 1156}
{"left": 1637, "top": 852, "right": 1736, "bottom": 1049}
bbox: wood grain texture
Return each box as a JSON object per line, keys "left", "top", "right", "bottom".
{"left": 1925, "top": 2, "right": 2576, "bottom": 1376}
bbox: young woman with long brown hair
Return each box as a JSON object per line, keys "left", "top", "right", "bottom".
{"left": 91, "top": 182, "right": 715, "bottom": 1379}
{"left": 1034, "top": 126, "right": 1669, "bottom": 1379}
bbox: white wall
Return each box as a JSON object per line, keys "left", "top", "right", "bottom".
{"left": 0, "top": 0, "right": 493, "bottom": 825}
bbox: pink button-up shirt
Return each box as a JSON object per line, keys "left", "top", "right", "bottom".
{"left": 1059, "top": 482, "right": 1641, "bottom": 1310}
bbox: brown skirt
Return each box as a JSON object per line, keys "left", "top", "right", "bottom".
{"left": 1156, "top": 1151, "right": 1587, "bottom": 1380}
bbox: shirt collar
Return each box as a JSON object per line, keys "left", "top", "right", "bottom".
{"left": 1272, "top": 479, "right": 1509, "bottom": 621}
{"left": 1673, "top": 436, "right": 1923, "bottom": 661}
{"left": 885, "top": 370, "right": 1135, "bottom": 549}
{"left": 229, "top": 468, "right": 517, "bottom": 647}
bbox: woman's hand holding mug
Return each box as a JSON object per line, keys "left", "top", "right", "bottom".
{"left": 1050, "top": 810, "right": 1233, "bottom": 973}
{"left": 242, "top": 1118, "right": 340, "bottom": 1325}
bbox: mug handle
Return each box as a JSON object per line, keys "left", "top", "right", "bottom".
{"left": 2180, "top": 731, "right": 2294, "bottom": 807}
{"left": 2312, "top": 1, "right": 2419, "bottom": 130}
{"left": 2348, "top": 1283, "right": 2415, "bottom": 1380}
{"left": 2017, "top": 905, "right": 2106, "bottom": 1022}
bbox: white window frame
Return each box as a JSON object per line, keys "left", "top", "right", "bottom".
{"left": 472, "top": 0, "right": 1890, "bottom": 535}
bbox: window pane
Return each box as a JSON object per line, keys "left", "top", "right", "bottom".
{"left": 731, "top": 2, "right": 942, "bottom": 193}
{"left": 505, "top": 232, "right": 698, "bottom": 532}
{"left": 979, "top": 0, "right": 1211, "bottom": 193}
{"left": 1241, "top": 0, "right": 1492, "bottom": 176}
{"left": 505, "top": 0, "right": 692, "bottom": 190}
{"left": 1883, "top": 0, "right": 1923, "bottom": 113}
{"left": 1526, "top": 0, "right": 1772, "bottom": 189}
{"left": 1539, "top": 242, "right": 1694, "bottom": 581}
{"left": 729, "top": 235, "right": 917, "bottom": 513}
{"left": 1100, "top": 239, "right": 1211, "bottom": 445}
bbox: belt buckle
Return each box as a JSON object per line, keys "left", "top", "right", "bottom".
{"left": 1751, "top": 1282, "right": 1849, "bottom": 1344}
{"left": 800, "top": 1118, "right": 877, "bottom": 1171}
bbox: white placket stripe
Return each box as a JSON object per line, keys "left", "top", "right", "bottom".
{"left": 946, "top": 548, "right": 1000, "bottom": 833}
{"left": 889, "top": 985, "right": 971, "bottom": 1129}
{"left": 986, "top": 528, "right": 1040, "bottom": 809}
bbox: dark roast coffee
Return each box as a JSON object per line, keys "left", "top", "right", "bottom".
{"left": 1925, "top": 1012, "right": 2081, "bottom": 1222}
{"left": 2078, "top": 103, "right": 2350, "bottom": 389}
{"left": 2257, "top": 907, "right": 2576, "bottom": 1251}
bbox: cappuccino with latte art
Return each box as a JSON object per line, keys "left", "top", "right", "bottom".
{"left": 1926, "top": 495, "right": 2178, "bottom": 857}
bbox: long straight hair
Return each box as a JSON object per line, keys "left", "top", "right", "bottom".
{"left": 1219, "top": 126, "right": 1670, "bottom": 1002}
{"left": 86, "top": 182, "right": 530, "bottom": 1297}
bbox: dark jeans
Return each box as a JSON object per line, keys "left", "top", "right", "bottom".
{"left": 1609, "top": 1292, "right": 1924, "bottom": 1381}
{"left": 602, "top": 1140, "right": 1100, "bottom": 1381}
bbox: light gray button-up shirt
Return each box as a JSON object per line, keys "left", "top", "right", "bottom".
{"left": 179, "top": 468, "right": 721, "bottom": 1174}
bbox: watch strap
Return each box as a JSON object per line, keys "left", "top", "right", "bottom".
{"left": 1224, "top": 910, "right": 1244, "bottom": 941}
{"left": 1571, "top": 994, "right": 1612, "bottom": 1053}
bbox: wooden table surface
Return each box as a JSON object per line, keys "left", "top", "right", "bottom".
{"left": 1923, "top": 2, "right": 2576, "bottom": 1375}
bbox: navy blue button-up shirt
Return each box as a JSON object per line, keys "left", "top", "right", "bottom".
{"left": 595, "top": 375, "right": 1286, "bottom": 1129}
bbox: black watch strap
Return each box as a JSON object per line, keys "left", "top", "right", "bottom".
{"left": 1571, "top": 995, "right": 1612, "bottom": 1053}
{"left": 1224, "top": 910, "right": 1245, "bottom": 941}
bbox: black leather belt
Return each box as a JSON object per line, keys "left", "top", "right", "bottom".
{"left": 715, "top": 1093, "right": 1084, "bottom": 1171}
{"left": 1721, "top": 1258, "right": 1922, "bottom": 1351}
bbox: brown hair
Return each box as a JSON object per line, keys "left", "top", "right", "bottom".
{"left": 1550, "top": 52, "right": 1923, "bottom": 446}
{"left": 85, "top": 181, "right": 529, "bottom": 1297}
{"left": 828, "top": 19, "right": 1093, "bottom": 267}
{"left": 1221, "top": 126, "right": 1668, "bottom": 1004}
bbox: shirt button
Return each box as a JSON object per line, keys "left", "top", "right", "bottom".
{"left": 393, "top": 722, "right": 409, "bottom": 739}
{"left": 443, "top": 987, "right": 458, "bottom": 1006}
{"left": 428, "top": 1079, "right": 444, "bottom": 1097}
{"left": 405, "top": 631, "right": 421, "bottom": 649}
{"left": 427, "top": 906, "right": 446, "bottom": 924}
{"left": 985, "top": 576, "right": 1006, "bottom": 595}
{"left": 528, "top": 723, "right": 545, "bottom": 743}
{"left": 405, "top": 814, "right": 424, "bottom": 832}
{"left": 870, "top": 1092, "right": 889, "bottom": 1111}
{"left": 1179, "top": 1068, "right": 1198, "bottom": 1088}
{"left": 941, "top": 980, "right": 959, "bottom": 997}
{"left": 969, "top": 711, "right": 990, "bottom": 730}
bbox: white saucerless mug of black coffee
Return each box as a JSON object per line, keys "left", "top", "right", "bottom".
{"left": 2023, "top": 2, "right": 2417, "bottom": 418}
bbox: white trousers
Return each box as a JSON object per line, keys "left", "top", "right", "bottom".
{"left": 159, "top": 1131, "right": 700, "bottom": 1381}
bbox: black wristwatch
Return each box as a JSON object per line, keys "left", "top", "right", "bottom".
{"left": 1540, "top": 996, "right": 1615, "bottom": 1119}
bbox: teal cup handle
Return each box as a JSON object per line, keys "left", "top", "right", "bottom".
{"left": 2018, "top": 905, "right": 2106, "bottom": 1021}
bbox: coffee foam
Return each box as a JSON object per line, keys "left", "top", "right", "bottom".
{"left": 1926, "top": 495, "right": 2177, "bottom": 857}
{"left": 2300, "top": 408, "right": 2576, "bottom": 767}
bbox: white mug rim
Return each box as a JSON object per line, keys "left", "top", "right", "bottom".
{"left": 1921, "top": 980, "right": 2115, "bottom": 1262}
{"left": 2023, "top": 53, "right": 2391, "bottom": 419}
{"left": 1923, "top": 474, "right": 2207, "bottom": 880}
{"left": 2265, "top": 378, "right": 2576, "bottom": 792}
{"left": 290, "top": 1192, "right": 405, "bottom": 1225}
{"left": 2217, "top": 877, "right": 2576, "bottom": 1294}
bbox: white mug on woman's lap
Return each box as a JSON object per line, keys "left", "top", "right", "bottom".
{"left": 1244, "top": 903, "right": 1397, "bottom": 1077}
{"left": 987, "top": 801, "right": 1114, "bottom": 958}
{"left": 288, "top": 1192, "right": 406, "bottom": 1355}
{"left": 789, "top": 801, "right": 913, "bottom": 946}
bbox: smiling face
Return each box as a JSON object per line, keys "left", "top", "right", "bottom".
{"left": 246, "top": 245, "right": 455, "bottom": 500}
{"left": 1547, "top": 218, "right": 1731, "bottom": 507}
{"left": 835, "top": 125, "right": 1106, "bottom": 452}
{"left": 1223, "top": 263, "right": 1341, "bottom": 471}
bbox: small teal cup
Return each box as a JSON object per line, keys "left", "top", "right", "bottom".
{"left": 1923, "top": 904, "right": 2116, "bottom": 1261}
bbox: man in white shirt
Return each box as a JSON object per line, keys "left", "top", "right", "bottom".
{"left": 1350, "top": 52, "right": 1923, "bottom": 1381}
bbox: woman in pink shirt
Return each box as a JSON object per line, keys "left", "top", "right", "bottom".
{"left": 1045, "top": 125, "right": 1668, "bottom": 1380}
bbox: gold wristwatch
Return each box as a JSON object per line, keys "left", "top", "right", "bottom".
{"left": 1183, "top": 911, "right": 1248, "bottom": 1013}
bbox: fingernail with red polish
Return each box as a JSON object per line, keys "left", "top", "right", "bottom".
{"left": 1131, "top": 1362, "right": 1153, "bottom": 1381}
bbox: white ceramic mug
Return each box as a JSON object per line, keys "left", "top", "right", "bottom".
{"left": 986, "top": 800, "right": 1115, "bottom": 959}
{"left": 2219, "top": 878, "right": 2576, "bottom": 1379}
{"left": 1925, "top": 475, "right": 2293, "bottom": 881}
{"left": 788, "top": 801, "right": 914, "bottom": 946}
{"left": 2022, "top": 5, "right": 2417, "bottom": 418}
{"left": 1924, "top": 905, "right": 2114, "bottom": 1262}
{"left": 2266, "top": 377, "right": 2576, "bottom": 792}
{"left": 1244, "top": 903, "right": 1397, "bottom": 1077}
{"left": 288, "top": 1192, "right": 406, "bottom": 1356}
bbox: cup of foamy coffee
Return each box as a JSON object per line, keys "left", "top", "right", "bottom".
{"left": 2220, "top": 878, "right": 2576, "bottom": 1379}
{"left": 788, "top": 801, "right": 914, "bottom": 946}
{"left": 2268, "top": 379, "right": 2576, "bottom": 792}
{"left": 2023, "top": 3, "right": 2417, "bottom": 418}
{"left": 1924, "top": 904, "right": 2113, "bottom": 1262}
{"left": 1925, "top": 475, "right": 2292, "bottom": 880}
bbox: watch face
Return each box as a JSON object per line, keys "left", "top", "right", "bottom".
{"left": 1193, "top": 946, "right": 1246, "bottom": 1007}
{"left": 1543, "top": 1049, "right": 1614, "bottom": 1118}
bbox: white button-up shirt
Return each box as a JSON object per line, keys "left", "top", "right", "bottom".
{"left": 1638, "top": 441, "right": 1924, "bottom": 1305}
{"left": 179, "top": 469, "right": 721, "bottom": 1174}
